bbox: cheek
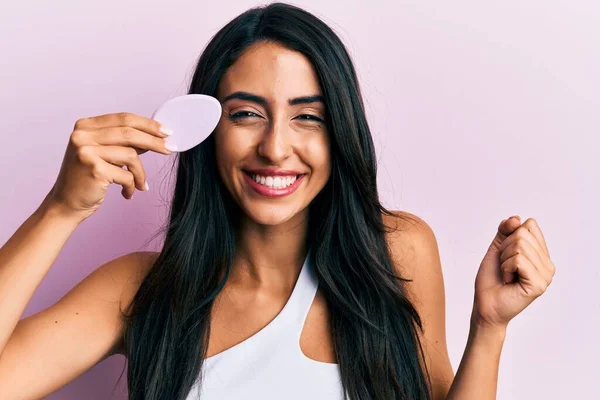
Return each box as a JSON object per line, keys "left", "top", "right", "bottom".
{"left": 304, "top": 136, "right": 331, "bottom": 178}
{"left": 214, "top": 131, "right": 243, "bottom": 191}
{"left": 215, "top": 128, "right": 252, "bottom": 168}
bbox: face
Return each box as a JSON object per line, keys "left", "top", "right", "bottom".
{"left": 214, "top": 41, "right": 331, "bottom": 226}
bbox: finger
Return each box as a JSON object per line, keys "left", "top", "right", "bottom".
{"left": 85, "top": 126, "right": 173, "bottom": 155}
{"left": 500, "top": 238, "right": 553, "bottom": 285}
{"left": 74, "top": 112, "right": 172, "bottom": 139}
{"left": 498, "top": 215, "right": 522, "bottom": 237}
{"left": 513, "top": 227, "right": 555, "bottom": 280}
{"left": 498, "top": 225, "right": 549, "bottom": 266}
{"left": 93, "top": 145, "right": 148, "bottom": 192}
{"left": 501, "top": 253, "right": 548, "bottom": 297}
{"left": 521, "top": 218, "right": 550, "bottom": 258}
{"left": 489, "top": 216, "right": 522, "bottom": 253}
{"left": 96, "top": 161, "right": 137, "bottom": 199}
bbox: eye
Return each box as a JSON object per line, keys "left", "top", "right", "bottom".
{"left": 228, "top": 111, "right": 260, "bottom": 120}
{"left": 228, "top": 111, "right": 324, "bottom": 124}
{"left": 296, "top": 114, "right": 324, "bottom": 123}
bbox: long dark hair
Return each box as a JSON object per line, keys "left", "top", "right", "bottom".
{"left": 119, "top": 3, "right": 432, "bottom": 399}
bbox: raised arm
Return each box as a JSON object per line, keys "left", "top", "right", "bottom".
{"left": 0, "top": 200, "right": 82, "bottom": 360}
{"left": 0, "top": 199, "right": 155, "bottom": 398}
{"left": 385, "top": 212, "right": 555, "bottom": 400}
{"left": 0, "top": 111, "right": 172, "bottom": 398}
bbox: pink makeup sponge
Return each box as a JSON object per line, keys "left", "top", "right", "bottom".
{"left": 151, "top": 94, "right": 222, "bottom": 152}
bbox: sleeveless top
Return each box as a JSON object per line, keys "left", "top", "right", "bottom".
{"left": 184, "top": 249, "right": 346, "bottom": 399}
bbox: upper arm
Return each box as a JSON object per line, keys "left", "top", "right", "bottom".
{"left": 0, "top": 251, "right": 157, "bottom": 400}
{"left": 383, "top": 211, "right": 455, "bottom": 400}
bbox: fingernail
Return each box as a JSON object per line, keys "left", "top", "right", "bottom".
{"left": 160, "top": 125, "right": 173, "bottom": 136}
{"left": 144, "top": 181, "right": 149, "bottom": 191}
{"left": 165, "top": 140, "right": 178, "bottom": 152}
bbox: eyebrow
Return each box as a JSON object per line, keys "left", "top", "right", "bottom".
{"left": 221, "top": 91, "right": 325, "bottom": 107}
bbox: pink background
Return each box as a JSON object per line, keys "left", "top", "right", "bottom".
{"left": 1, "top": 1, "right": 598, "bottom": 399}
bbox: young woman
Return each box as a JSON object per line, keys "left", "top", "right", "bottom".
{"left": 0, "top": 3, "right": 555, "bottom": 399}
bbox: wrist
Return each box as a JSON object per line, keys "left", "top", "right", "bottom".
{"left": 36, "top": 199, "right": 87, "bottom": 227}
{"left": 468, "top": 320, "right": 507, "bottom": 345}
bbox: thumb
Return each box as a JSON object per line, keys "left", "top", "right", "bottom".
{"left": 488, "top": 215, "right": 522, "bottom": 254}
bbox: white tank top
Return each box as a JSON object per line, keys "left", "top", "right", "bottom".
{"left": 185, "top": 249, "right": 346, "bottom": 399}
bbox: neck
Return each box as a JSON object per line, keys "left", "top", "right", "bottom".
{"left": 230, "top": 209, "right": 309, "bottom": 291}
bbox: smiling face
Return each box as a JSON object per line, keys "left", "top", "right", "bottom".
{"left": 214, "top": 41, "right": 331, "bottom": 226}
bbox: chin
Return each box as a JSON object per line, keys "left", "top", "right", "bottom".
{"left": 241, "top": 202, "right": 306, "bottom": 226}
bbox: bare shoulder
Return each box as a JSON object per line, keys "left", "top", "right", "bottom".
{"left": 69, "top": 250, "right": 158, "bottom": 317}
{"left": 49, "top": 250, "right": 159, "bottom": 354}
{"left": 109, "top": 251, "right": 159, "bottom": 352}
{"left": 113, "top": 251, "right": 159, "bottom": 308}
{"left": 381, "top": 209, "right": 443, "bottom": 312}
{"left": 382, "top": 210, "right": 454, "bottom": 398}
{"left": 382, "top": 210, "right": 440, "bottom": 281}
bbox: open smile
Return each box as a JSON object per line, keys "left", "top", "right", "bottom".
{"left": 242, "top": 170, "right": 306, "bottom": 198}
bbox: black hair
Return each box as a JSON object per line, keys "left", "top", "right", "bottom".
{"left": 120, "top": 3, "right": 432, "bottom": 399}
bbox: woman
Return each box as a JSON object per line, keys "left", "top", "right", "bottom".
{"left": 0, "top": 3, "right": 555, "bottom": 400}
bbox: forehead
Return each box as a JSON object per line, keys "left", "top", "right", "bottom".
{"left": 217, "top": 42, "right": 322, "bottom": 103}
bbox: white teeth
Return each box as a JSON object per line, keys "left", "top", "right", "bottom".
{"left": 250, "top": 173, "right": 298, "bottom": 189}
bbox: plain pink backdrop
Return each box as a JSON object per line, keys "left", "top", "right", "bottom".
{"left": 1, "top": 1, "right": 598, "bottom": 399}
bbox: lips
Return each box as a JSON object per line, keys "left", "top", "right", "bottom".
{"left": 242, "top": 170, "right": 306, "bottom": 198}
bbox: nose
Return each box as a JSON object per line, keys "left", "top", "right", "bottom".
{"left": 257, "top": 120, "right": 293, "bottom": 164}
